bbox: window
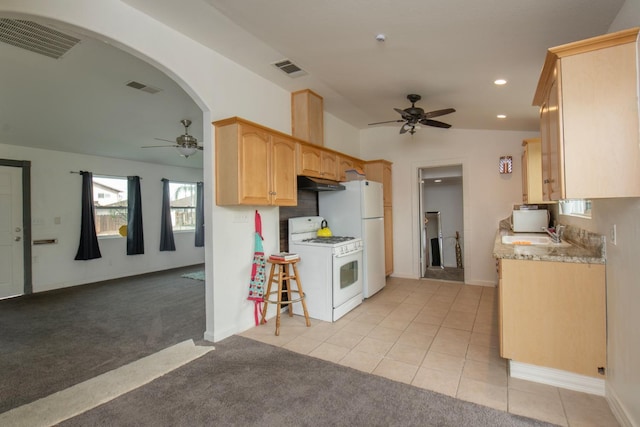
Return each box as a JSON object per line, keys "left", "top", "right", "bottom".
{"left": 92, "top": 176, "right": 128, "bottom": 236}
{"left": 169, "top": 182, "right": 197, "bottom": 231}
{"left": 559, "top": 199, "right": 592, "bottom": 219}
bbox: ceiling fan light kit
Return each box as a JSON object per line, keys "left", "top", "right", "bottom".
{"left": 368, "top": 94, "right": 455, "bottom": 135}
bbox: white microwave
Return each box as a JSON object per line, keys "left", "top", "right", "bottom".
{"left": 511, "top": 210, "right": 549, "bottom": 233}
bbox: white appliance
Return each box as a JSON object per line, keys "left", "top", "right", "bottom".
{"left": 288, "top": 216, "right": 364, "bottom": 322}
{"left": 511, "top": 209, "right": 549, "bottom": 232}
{"left": 319, "top": 180, "right": 386, "bottom": 298}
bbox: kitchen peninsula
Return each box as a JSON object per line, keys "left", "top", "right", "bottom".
{"left": 493, "top": 222, "right": 606, "bottom": 395}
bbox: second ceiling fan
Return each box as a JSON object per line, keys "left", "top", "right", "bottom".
{"left": 369, "top": 94, "right": 456, "bottom": 135}
{"left": 143, "top": 119, "right": 203, "bottom": 158}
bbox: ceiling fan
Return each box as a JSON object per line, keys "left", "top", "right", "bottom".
{"left": 143, "top": 119, "right": 203, "bottom": 158}
{"left": 368, "top": 94, "right": 456, "bottom": 135}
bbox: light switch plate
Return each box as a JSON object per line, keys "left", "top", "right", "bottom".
{"left": 232, "top": 213, "right": 250, "bottom": 223}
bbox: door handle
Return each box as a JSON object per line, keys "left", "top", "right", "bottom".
{"left": 15, "top": 227, "right": 21, "bottom": 232}
{"left": 14, "top": 236, "right": 21, "bottom": 242}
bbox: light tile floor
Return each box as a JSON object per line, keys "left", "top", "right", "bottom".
{"left": 241, "top": 277, "right": 619, "bottom": 427}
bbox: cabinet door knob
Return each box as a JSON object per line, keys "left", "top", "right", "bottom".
{"left": 543, "top": 179, "right": 550, "bottom": 184}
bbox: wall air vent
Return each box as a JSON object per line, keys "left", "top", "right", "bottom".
{"left": 125, "top": 81, "right": 162, "bottom": 94}
{"left": 272, "top": 59, "right": 307, "bottom": 78}
{"left": 0, "top": 18, "right": 80, "bottom": 59}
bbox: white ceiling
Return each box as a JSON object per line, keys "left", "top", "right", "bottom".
{"left": 0, "top": 1, "right": 626, "bottom": 167}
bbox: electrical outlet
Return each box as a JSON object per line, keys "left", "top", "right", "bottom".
{"left": 610, "top": 224, "right": 617, "bottom": 246}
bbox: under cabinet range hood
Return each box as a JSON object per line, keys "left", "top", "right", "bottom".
{"left": 297, "top": 176, "right": 345, "bottom": 191}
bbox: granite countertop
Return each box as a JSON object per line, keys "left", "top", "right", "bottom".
{"left": 492, "top": 219, "right": 605, "bottom": 264}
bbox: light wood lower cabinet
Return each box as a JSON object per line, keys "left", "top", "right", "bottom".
{"left": 499, "top": 258, "right": 606, "bottom": 378}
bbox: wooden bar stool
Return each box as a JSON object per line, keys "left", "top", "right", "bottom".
{"left": 260, "top": 256, "right": 311, "bottom": 336}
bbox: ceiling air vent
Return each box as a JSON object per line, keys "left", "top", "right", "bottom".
{"left": 0, "top": 18, "right": 80, "bottom": 59}
{"left": 125, "top": 81, "right": 162, "bottom": 94}
{"left": 272, "top": 59, "right": 307, "bottom": 78}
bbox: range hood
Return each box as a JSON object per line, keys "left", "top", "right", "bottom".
{"left": 297, "top": 176, "right": 345, "bottom": 191}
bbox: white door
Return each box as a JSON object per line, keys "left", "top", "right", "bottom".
{"left": 0, "top": 166, "right": 24, "bottom": 299}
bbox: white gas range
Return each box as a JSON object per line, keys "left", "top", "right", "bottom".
{"left": 288, "top": 216, "right": 364, "bottom": 322}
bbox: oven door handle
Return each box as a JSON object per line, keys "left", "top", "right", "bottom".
{"left": 334, "top": 249, "right": 363, "bottom": 258}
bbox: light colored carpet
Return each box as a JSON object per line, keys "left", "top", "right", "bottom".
{"left": 181, "top": 270, "right": 205, "bottom": 281}
{"left": 0, "top": 340, "right": 214, "bottom": 427}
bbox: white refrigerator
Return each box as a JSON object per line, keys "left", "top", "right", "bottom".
{"left": 319, "top": 180, "right": 386, "bottom": 298}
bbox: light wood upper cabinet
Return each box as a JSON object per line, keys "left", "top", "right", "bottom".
{"left": 292, "top": 89, "right": 324, "bottom": 146}
{"left": 499, "top": 259, "right": 606, "bottom": 378}
{"left": 214, "top": 117, "right": 297, "bottom": 206}
{"left": 297, "top": 143, "right": 337, "bottom": 180}
{"left": 521, "top": 138, "right": 545, "bottom": 204}
{"left": 533, "top": 27, "right": 640, "bottom": 199}
{"left": 270, "top": 134, "right": 298, "bottom": 205}
{"left": 337, "top": 155, "right": 365, "bottom": 181}
{"left": 321, "top": 151, "right": 337, "bottom": 181}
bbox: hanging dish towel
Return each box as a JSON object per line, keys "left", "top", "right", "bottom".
{"left": 247, "top": 210, "right": 267, "bottom": 325}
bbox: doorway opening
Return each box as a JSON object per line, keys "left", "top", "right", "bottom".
{"left": 0, "top": 160, "right": 31, "bottom": 299}
{"left": 419, "top": 165, "right": 464, "bottom": 282}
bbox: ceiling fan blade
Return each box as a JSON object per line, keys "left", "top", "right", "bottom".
{"left": 142, "top": 145, "right": 179, "bottom": 148}
{"left": 154, "top": 137, "right": 176, "bottom": 143}
{"left": 420, "top": 118, "right": 452, "bottom": 128}
{"left": 394, "top": 108, "right": 414, "bottom": 120}
{"left": 424, "top": 108, "right": 456, "bottom": 119}
{"left": 368, "top": 119, "right": 405, "bottom": 126}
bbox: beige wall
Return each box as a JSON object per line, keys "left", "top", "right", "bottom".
{"left": 560, "top": 198, "right": 640, "bottom": 425}
{"left": 360, "top": 126, "right": 539, "bottom": 285}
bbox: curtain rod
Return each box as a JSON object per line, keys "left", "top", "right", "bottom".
{"left": 70, "top": 171, "right": 142, "bottom": 180}
{"left": 161, "top": 178, "right": 201, "bottom": 185}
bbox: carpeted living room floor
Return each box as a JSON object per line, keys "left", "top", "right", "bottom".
{"left": 0, "top": 268, "right": 618, "bottom": 426}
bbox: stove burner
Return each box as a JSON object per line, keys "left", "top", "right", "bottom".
{"left": 302, "top": 236, "right": 355, "bottom": 244}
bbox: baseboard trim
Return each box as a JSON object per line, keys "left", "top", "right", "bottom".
{"left": 606, "top": 383, "right": 635, "bottom": 427}
{"left": 465, "top": 279, "right": 497, "bottom": 287}
{"left": 509, "top": 361, "right": 605, "bottom": 396}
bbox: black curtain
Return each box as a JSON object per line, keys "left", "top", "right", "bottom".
{"left": 127, "top": 176, "right": 144, "bottom": 255}
{"left": 195, "top": 181, "right": 204, "bottom": 247}
{"left": 159, "top": 178, "right": 176, "bottom": 251}
{"left": 75, "top": 171, "right": 102, "bottom": 260}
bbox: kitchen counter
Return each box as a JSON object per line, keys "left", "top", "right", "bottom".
{"left": 492, "top": 220, "right": 605, "bottom": 264}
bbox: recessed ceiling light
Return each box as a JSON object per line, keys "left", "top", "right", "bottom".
{"left": 494, "top": 79, "right": 507, "bottom": 85}
{"left": 497, "top": 114, "right": 507, "bottom": 119}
